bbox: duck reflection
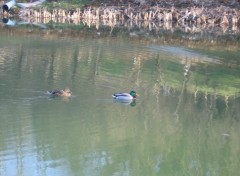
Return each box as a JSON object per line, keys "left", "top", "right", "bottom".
{"left": 2, "top": 18, "right": 16, "bottom": 26}
{"left": 2, "top": 18, "right": 47, "bottom": 28}
{"left": 114, "top": 99, "right": 136, "bottom": 107}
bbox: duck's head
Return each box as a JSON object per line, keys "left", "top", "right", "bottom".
{"left": 62, "top": 88, "right": 72, "bottom": 97}
{"left": 130, "top": 90, "right": 137, "bottom": 98}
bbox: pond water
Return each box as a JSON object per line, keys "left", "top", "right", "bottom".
{"left": 0, "top": 29, "right": 240, "bottom": 176}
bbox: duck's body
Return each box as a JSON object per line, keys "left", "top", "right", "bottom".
{"left": 47, "top": 88, "right": 72, "bottom": 97}
{"left": 112, "top": 91, "right": 136, "bottom": 102}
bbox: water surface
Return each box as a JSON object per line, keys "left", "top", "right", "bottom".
{"left": 0, "top": 30, "right": 240, "bottom": 176}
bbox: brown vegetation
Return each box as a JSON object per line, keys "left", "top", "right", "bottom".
{"left": 1, "top": 0, "right": 240, "bottom": 24}
{"left": 1, "top": 0, "right": 240, "bottom": 38}
{"left": 10, "top": 3, "right": 238, "bottom": 26}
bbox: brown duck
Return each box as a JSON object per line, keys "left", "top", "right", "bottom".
{"left": 47, "top": 88, "right": 72, "bottom": 97}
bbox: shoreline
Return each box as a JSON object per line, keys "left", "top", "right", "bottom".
{"left": 1, "top": 1, "right": 240, "bottom": 26}
{"left": 1, "top": 1, "right": 240, "bottom": 44}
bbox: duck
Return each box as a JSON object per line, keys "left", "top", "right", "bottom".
{"left": 47, "top": 88, "right": 72, "bottom": 97}
{"left": 112, "top": 90, "right": 137, "bottom": 102}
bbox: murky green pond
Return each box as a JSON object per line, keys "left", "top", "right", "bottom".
{"left": 0, "top": 29, "right": 240, "bottom": 176}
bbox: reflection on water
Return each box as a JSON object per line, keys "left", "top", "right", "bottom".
{"left": 0, "top": 30, "right": 239, "bottom": 176}
{"left": 148, "top": 45, "right": 222, "bottom": 64}
{"left": 2, "top": 16, "right": 240, "bottom": 37}
{"left": 113, "top": 99, "right": 137, "bottom": 107}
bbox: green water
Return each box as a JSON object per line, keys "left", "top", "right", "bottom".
{"left": 0, "top": 31, "right": 240, "bottom": 176}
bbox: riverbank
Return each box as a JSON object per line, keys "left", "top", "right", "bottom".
{"left": 1, "top": 0, "right": 240, "bottom": 26}
{"left": 14, "top": 4, "right": 240, "bottom": 26}
{"left": 1, "top": 0, "right": 240, "bottom": 45}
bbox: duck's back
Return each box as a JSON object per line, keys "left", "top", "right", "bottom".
{"left": 112, "top": 93, "right": 132, "bottom": 100}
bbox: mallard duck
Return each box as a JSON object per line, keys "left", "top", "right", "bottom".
{"left": 112, "top": 90, "right": 137, "bottom": 101}
{"left": 47, "top": 88, "right": 72, "bottom": 97}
